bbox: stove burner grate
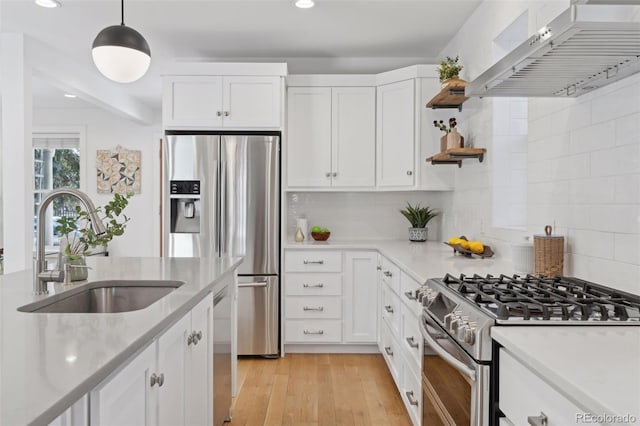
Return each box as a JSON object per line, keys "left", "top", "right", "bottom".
{"left": 441, "top": 273, "right": 640, "bottom": 321}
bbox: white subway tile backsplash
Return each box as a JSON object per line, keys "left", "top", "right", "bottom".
{"left": 615, "top": 174, "right": 640, "bottom": 204}
{"left": 590, "top": 144, "right": 640, "bottom": 177}
{"left": 550, "top": 153, "right": 590, "bottom": 180}
{"left": 567, "top": 229, "right": 614, "bottom": 260}
{"left": 591, "top": 85, "right": 640, "bottom": 124}
{"left": 615, "top": 113, "right": 640, "bottom": 147}
{"left": 589, "top": 205, "right": 639, "bottom": 234}
{"left": 569, "top": 254, "right": 640, "bottom": 294}
{"left": 528, "top": 134, "right": 570, "bottom": 162}
{"left": 568, "top": 177, "right": 615, "bottom": 204}
{"left": 569, "top": 121, "right": 615, "bottom": 155}
{"left": 528, "top": 116, "right": 552, "bottom": 142}
{"left": 614, "top": 234, "right": 640, "bottom": 265}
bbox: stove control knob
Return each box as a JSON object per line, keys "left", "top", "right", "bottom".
{"left": 457, "top": 323, "right": 469, "bottom": 341}
{"left": 443, "top": 313, "right": 455, "bottom": 329}
{"left": 450, "top": 313, "right": 463, "bottom": 333}
{"left": 464, "top": 322, "right": 477, "bottom": 345}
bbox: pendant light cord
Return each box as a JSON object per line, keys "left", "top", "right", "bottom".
{"left": 121, "top": 0, "right": 124, "bottom": 25}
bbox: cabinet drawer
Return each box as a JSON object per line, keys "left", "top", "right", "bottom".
{"left": 401, "top": 360, "right": 422, "bottom": 426}
{"left": 285, "top": 296, "right": 342, "bottom": 319}
{"left": 285, "top": 319, "right": 342, "bottom": 343}
{"left": 381, "top": 283, "right": 401, "bottom": 337}
{"left": 380, "top": 257, "right": 400, "bottom": 294}
{"left": 400, "top": 271, "right": 423, "bottom": 317}
{"left": 285, "top": 273, "right": 342, "bottom": 296}
{"left": 285, "top": 251, "right": 342, "bottom": 272}
{"left": 401, "top": 307, "right": 422, "bottom": 375}
{"left": 380, "top": 319, "right": 401, "bottom": 385}
{"left": 500, "top": 349, "right": 594, "bottom": 426}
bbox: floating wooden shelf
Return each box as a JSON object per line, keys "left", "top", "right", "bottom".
{"left": 426, "top": 78, "right": 469, "bottom": 112}
{"left": 426, "top": 148, "right": 487, "bottom": 168}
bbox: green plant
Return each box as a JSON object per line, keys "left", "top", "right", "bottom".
{"left": 433, "top": 117, "right": 458, "bottom": 134}
{"left": 55, "top": 193, "right": 131, "bottom": 259}
{"left": 437, "top": 55, "right": 463, "bottom": 82}
{"left": 399, "top": 203, "right": 439, "bottom": 228}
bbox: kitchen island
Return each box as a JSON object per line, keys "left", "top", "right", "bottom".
{"left": 493, "top": 326, "right": 640, "bottom": 426}
{"left": 0, "top": 256, "right": 241, "bottom": 425}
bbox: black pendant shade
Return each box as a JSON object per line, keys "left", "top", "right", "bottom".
{"left": 91, "top": 0, "right": 151, "bottom": 83}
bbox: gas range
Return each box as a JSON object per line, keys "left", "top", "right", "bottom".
{"left": 417, "top": 273, "right": 640, "bottom": 362}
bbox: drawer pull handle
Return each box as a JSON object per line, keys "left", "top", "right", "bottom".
{"left": 405, "top": 390, "right": 419, "bottom": 406}
{"left": 376, "top": 265, "right": 382, "bottom": 270}
{"left": 303, "top": 306, "right": 324, "bottom": 312}
{"left": 384, "top": 346, "right": 393, "bottom": 356}
{"left": 303, "top": 283, "right": 324, "bottom": 288}
{"left": 383, "top": 271, "right": 393, "bottom": 277}
{"left": 528, "top": 413, "right": 548, "bottom": 426}
{"left": 404, "top": 291, "right": 416, "bottom": 301}
{"left": 303, "top": 260, "right": 324, "bottom": 265}
{"left": 303, "top": 329, "right": 324, "bottom": 335}
{"left": 406, "top": 336, "right": 419, "bottom": 349}
{"left": 384, "top": 305, "right": 394, "bottom": 314}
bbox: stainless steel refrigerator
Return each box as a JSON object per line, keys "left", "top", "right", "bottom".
{"left": 163, "top": 132, "right": 280, "bottom": 356}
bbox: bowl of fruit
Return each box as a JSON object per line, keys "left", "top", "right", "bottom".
{"left": 311, "top": 226, "right": 331, "bottom": 241}
{"left": 445, "top": 236, "right": 494, "bottom": 258}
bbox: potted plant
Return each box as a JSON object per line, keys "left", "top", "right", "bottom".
{"left": 399, "top": 202, "right": 439, "bottom": 242}
{"left": 55, "top": 192, "right": 131, "bottom": 281}
{"left": 433, "top": 117, "right": 463, "bottom": 151}
{"left": 437, "top": 55, "right": 464, "bottom": 85}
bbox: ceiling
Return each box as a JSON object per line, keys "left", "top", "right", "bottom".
{"left": 1, "top": 0, "right": 483, "bottom": 111}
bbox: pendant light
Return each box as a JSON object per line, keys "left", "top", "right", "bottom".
{"left": 91, "top": 0, "right": 151, "bottom": 83}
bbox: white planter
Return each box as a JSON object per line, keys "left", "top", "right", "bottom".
{"left": 408, "top": 227, "right": 428, "bottom": 242}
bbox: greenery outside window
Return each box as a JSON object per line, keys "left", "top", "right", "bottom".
{"left": 33, "top": 133, "right": 82, "bottom": 247}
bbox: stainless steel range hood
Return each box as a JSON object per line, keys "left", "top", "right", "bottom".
{"left": 466, "top": 2, "right": 640, "bottom": 98}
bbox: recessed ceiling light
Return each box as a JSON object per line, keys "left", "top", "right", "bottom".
{"left": 295, "top": 0, "right": 314, "bottom": 9}
{"left": 64, "top": 93, "right": 77, "bottom": 98}
{"left": 35, "top": 0, "right": 61, "bottom": 8}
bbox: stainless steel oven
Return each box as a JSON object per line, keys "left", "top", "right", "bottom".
{"left": 420, "top": 312, "right": 490, "bottom": 426}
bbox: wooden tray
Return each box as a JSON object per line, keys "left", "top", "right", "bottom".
{"left": 444, "top": 236, "right": 494, "bottom": 259}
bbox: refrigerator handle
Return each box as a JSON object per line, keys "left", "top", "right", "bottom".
{"left": 220, "top": 160, "right": 227, "bottom": 256}
{"left": 214, "top": 159, "right": 220, "bottom": 256}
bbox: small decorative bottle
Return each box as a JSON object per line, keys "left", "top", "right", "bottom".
{"left": 294, "top": 226, "right": 304, "bottom": 242}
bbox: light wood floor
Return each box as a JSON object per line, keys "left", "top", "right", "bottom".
{"left": 229, "top": 353, "right": 411, "bottom": 426}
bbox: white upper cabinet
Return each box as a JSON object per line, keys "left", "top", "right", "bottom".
{"left": 331, "top": 87, "right": 376, "bottom": 187}
{"left": 376, "top": 79, "right": 416, "bottom": 188}
{"left": 287, "top": 86, "right": 375, "bottom": 189}
{"left": 163, "top": 75, "right": 282, "bottom": 129}
{"left": 287, "top": 87, "right": 332, "bottom": 187}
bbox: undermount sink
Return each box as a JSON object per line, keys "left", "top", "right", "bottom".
{"left": 18, "top": 280, "right": 184, "bottom": 313}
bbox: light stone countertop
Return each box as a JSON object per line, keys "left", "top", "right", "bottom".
{"left": 0, "top": 256, "right": 242, "bottom": 426}
{"left": 284, "top": 239, "right": 517, "bottom": 282}
{"left": 492, "top": 327, "right": 640, "bottom": 425}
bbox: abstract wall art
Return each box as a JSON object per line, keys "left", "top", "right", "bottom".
{"left": 96, "top": 145, "right": 141, "bottom": 194}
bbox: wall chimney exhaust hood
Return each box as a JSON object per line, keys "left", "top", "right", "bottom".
{"left": 466, "top": 1, "right": 640, "bottom": 98}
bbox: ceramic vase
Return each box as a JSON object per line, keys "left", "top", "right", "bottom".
{"left": 408, "top": 227, "right": 428, "bottom": 242}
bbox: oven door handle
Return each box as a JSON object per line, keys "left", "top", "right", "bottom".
{"left": 420, "top": 316, "right": 477, "bottom": 382}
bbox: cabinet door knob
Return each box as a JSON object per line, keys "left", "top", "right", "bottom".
{"left": 406, "top": 336, "right": 419, "bottom": 349}
{"left": 157, "top": 373, "right": 165, "bottom": 387}
{"left": 527, "top": 413, "right": 548, "bottom": 426}
{"left": 150, "top": 373, "right": 159, "bottom": 387}
{"left": 196, "top": 331, "right": 203, "bottom": 342}
{"left": 216, "top": 111, "right": 222, "bottom": 117}
{"left": 325, "top": 172, "right": 331, "bottom": 178}
{"left": 384, "top": 305, "right": 394, "bottom": 314}
{"left": 376, "top": 265, "right": 382, "bottom": 270}
{"left": 383, "top": 271, "right": 393, "bottom": 277}
{"left": 406, "top": 170, "right": 413, "bottom": 176}
{"left": 384, "top": 346, "right": 393, "bottom": 356}
{"left": 224, "top": 111, "right": 230, "bottom": 117}
{"left": 332, "top": 172, "right": 337, "bottom": 177}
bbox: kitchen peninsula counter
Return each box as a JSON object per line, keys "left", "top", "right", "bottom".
{"left": 284, "top": 239, "right": 516, "bottom": 282}
{"left": 492, "top": 326, "right": 640, "bottom": 425}
{"left": 0, "top": 256, "right": 242, "bottom": 426}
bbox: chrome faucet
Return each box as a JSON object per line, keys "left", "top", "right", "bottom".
{"left": 34, "top": 188, "right": 107, "bottom": 295}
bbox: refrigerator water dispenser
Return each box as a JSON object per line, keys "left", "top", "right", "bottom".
{"left": 170, "top": 180, "right": 201, "bottom": 234}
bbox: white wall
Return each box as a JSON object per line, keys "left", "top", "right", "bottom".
{"left": 438, "top": 0, "right": 640, "bottom": 294}
{"left": 287, "top": 191, "right": 451, "bottom": 242}
{"left": 33, "top": 107, "right": 162, "bottom": 257}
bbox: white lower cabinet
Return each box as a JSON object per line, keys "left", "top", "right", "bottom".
{"left": 90, "top": 293, "right": 214, "bottom": 426}
{"left": 500, "top": 348, "right": 599, "bottom": 426}
{"left": 378, "top": 256, "right": 423, "bottom": 426}
{"left": 48, "top": 395, "right": 88, "bottom": 426}
{"left": 284, "top": 250, "right": 378, "bottom": 347}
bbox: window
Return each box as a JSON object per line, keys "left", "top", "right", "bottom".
{"left": 33, "top": 133, "right": 82, "bottom": 247}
